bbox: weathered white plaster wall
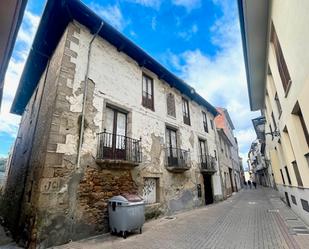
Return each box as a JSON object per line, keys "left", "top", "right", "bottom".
{"left": 57, "top": 21, "right": 222, "bottom": 212}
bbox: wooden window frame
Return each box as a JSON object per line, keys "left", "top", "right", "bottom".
{"left": 202, "top": 111, "right": 208, "bottom": 133}
{"left": 166, "top": 93, "right": 176, "bottom": 118}
{"left": 182, "top": 98, "right": 191, "bottom": 125}
{"left": 142, "top": 73, "right": 154, "bottom": 110}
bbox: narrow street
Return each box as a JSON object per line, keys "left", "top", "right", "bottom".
{"left": 55, "top": 188, "right": 309, "bottom": 249}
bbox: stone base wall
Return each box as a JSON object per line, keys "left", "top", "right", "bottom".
{"left": 77, "top": 166, "right": 138, "bottom": 234}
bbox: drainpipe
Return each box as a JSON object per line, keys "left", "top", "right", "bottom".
{"left": 76, "top": 22, "right": 104, "bottom": 170}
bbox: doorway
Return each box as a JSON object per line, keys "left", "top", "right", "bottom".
{"left": 203, "top": 174, "right": 213, "bottom": 205}
{"left": 229, "top": 168, "right": 234, "bottom": 192}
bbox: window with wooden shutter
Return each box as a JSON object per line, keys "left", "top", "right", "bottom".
{"left": 202, "top": 111, "right": 208, "bottom": 133}
{"left": 142, "top": 74, "right": 154, "bottom": 110}
{"left": 182, "top": 98, "right": 190, "bottom": 125}
{"left": 166, "top": 93, "right": 176, "bottom": 117}
{"left": 270, "top": 22, "right": 292, "bottom": 95}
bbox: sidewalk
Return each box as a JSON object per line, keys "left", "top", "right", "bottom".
{"left": 52, "top": 187, "right": 309, "bottom": 249}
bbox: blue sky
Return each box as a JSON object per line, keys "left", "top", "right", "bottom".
{"left": 0, "top": 0, "right": 259, "bottom": 166}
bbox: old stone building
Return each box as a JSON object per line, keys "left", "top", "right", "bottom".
{"left": 239, "top": 0, "right": 309, "bottom": 225}
{"left": 215, "top": 107, "right": 241, "bottom": 197}
{"left": 2, "top": 0, "right": 224, "bottom": 247}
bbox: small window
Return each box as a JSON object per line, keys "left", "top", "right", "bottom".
{"left": 271, "top": 112, "right": 277, "bottom": 131}
{"left": 280, "top": 169, "right": 285, "bottom": 184}
{"left": 202, "top": 111, "right": 208, "bottom": 133}
{"left": 142, "top": 178, "right": 159, "bottom": 204}
{"left": 142, "top": 74, "right": 154, "bottom": 110}
{"left": 182, "top": 98, "right": 190, "bottom": 125}
{"left": 274, "top": 93, "right": 282, "bottom": 117}
{"left": 166, "top": 93, "right": 176, "bottom": 117}
{"left": 292, "top": 161, "right": 303, "bottom": 187}
{"left": 210, "top": 119, "right": 214, "bottom": 130}
{"left": 284, "top": 166, "right": 292, "bottom": 185}
{"left": 292, "top": 102, "right": 309, "bottom": 148}
{"left": 270, "top": 22, "right": 292, "bottom": 95}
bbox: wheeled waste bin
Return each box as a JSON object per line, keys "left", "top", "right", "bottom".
{"left": 108, "top": 194, "right": 145, "bottom": 238}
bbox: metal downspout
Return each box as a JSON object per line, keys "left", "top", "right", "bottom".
{"left": 76, "top": 22, "right": 104, "bottom": 170}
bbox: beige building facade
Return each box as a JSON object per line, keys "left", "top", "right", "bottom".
{"left": 239, "top": 0, "right": 309, "bottom": 225}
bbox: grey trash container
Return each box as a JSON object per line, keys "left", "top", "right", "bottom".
{"left": 108, "top": 194, "right": 145, "bottom": 238}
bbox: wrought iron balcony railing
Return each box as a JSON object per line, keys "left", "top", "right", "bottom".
{"left": 165, "top": 147, "right": 191, "bottom": 172}
{"left": 96, "top": 131, "right": 142, "bottom": 166}
{"left": 200, "top": 154, "right": 217, "bottom": 173}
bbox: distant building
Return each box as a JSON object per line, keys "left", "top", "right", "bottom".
{"left": 239, "top": 0, "right": 309, "bottom": 225}
{"left": 215, "top": 108, "right": 242, "bottom": 197}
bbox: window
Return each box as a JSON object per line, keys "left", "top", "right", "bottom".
{"left": 166, "top": 127, "right": 178, "bottom": 165}
{"left": 210, "top": 119, "right": 214, "bottom": 130}
{"left": 305, "top": 153, "right": 309, "bottom": 167}
{"left": 166, "top": 93, "right": 176, "bottom": 117}
{"left": 182, "top": 98, "right": 190, "bottom": 125}
{"left": 284, "top": 166, "right": 292, "bottom": 185}
{"left": 199, "top": 139, "right": 208, "bottom": 165}
{"left": 142, "top": 74, "right": 154, "bottom": 110}
{"left": 104, "top": 106, "right": 127, "bottom": 159}
{"left": 274, "top": 93, "right": 282, "bottom": 117}
{"left": 292, "top": 161, "right": 303, "bottom": 187}
{"left": 271, "top": 112, "right": 277, "bottom": 131}
{"left": 143, "top": 178, "right": 159, "bottom": 204}
{"left": 292, "top": 102, "right": 309, "bottom": 148}
{"left": 270, "top": 22, "right": 291, "bottom": 94}
{"left": 214, "top": 150, "right": 217, "bottom": 160}
{"left": 280, "top": 169, "right": 285, "bottom": 184}
{"left": 202, "top": 111, "right": 208, "bottom": 133}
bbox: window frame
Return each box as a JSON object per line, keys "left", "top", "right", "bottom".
{"left": 182, "top": 97, "right": 191, "bottom": 125}
{"left": 142, "top": 73, "right": 154, "bottom": 110}
{"left": 202, "top": 111, "right": 208, "bottom": 133}
{"left": 166, "top": 92, "right": 176, "bottom": 118}
{"left": 274, "top": 92, "right": 282, "bottom": 118}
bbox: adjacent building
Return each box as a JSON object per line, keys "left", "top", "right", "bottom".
{"left": 215, "top": 107, "right": 241, "bottom": 197}
{"left": 239, "top": 0, "right": 309, "bottom": 225}
{"left": 0, "top": 0, "right": 28, "bottom": 108}
{"left": 2, "top": 0, "right": 229, "bottom": 247}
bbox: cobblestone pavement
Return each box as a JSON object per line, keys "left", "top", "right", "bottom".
{"left": 54, "top": 188, "right": 309, "bottom": 249}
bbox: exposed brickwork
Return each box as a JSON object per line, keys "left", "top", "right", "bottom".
{"left": 77, "top": 167, "right": 138, "bottom": 233}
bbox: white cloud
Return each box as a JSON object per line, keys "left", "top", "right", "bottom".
{"left": 151, "top": 16, "right": 157, "bottom": 30}
{"left": 177, "top": 24, "right": 199, "bottom": 40}
{"left": 172, "top": 0, "right": 201, "bottom": 11}
{"left": 127, "top": 0, "right": 161, "bottom": 9}
{"left": 17, "top": 11, "right": 40, "bottom": 46}
{"left": 89, "top": 4, "right": 128, "bottom": 31}
{"left": 166, "top": 0, "right": 259, "bottom": 157}
{"left": 0, "top": 10, "right": 40, "bottom": 140}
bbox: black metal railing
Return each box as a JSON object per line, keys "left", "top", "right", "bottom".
{"left": 165, "top": 147, "right": 191, "bottom": 169}
{"left": 96, "top": 131, "right": 142, "bottom": 164}
{"left": 200, "top": 154, "right": 216, "bottom": 171}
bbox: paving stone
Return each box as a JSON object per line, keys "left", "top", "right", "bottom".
{"left": 53, "top": 188, "right": 309, "bottom": 249}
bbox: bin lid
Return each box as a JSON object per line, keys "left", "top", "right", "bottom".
{"left": 109, "top": 194, "right": 144, "bottom": 204}
{"left": 109, "top": 195, "right": 128, "bottom": 204}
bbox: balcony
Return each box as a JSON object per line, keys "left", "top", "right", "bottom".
{"left": 96, "top": 131, "right": 142, "bottom": 168}
{"left": 165, "top": 147, "right": 191, "bottom": 172}
{"left": 200, "top": 155, "right": 217, "bottom": 174}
